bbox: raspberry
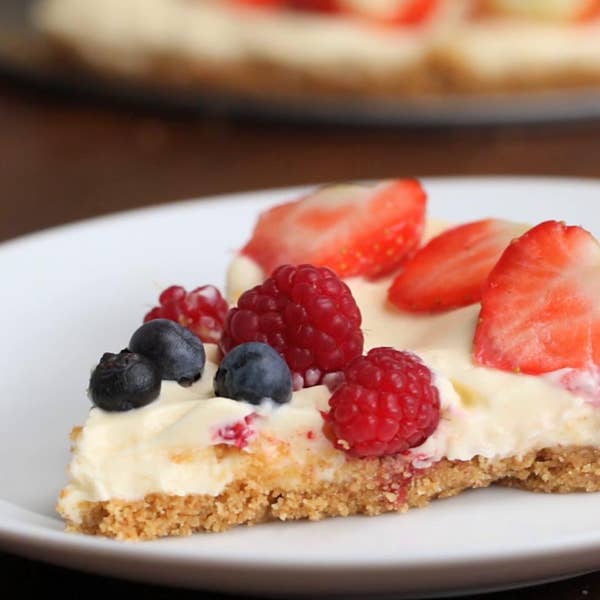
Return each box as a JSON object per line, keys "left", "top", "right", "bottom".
{"left": 144, "top": 285, "right": 228, "bottom": 344}
{"left": 325, "top": 348, "right": 440, "bottom": 457}
{"left": 213, "top": 415, "right": 256, "bottom": 450}
{"left": 220, "top": 264, "right": 364, "bottom": 388}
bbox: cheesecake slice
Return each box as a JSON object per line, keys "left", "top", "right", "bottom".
{"left": 58, "top": 181, "right": 600, "bottom": 540}
{"left": 59, "top": 302, "right": 600, "bottom": 541}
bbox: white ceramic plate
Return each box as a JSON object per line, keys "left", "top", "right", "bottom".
{"left": 2, "top": 177, "right": 600, "bottom": 598}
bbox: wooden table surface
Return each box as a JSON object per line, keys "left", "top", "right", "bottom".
{"left": 2, "top": 78, "right": 600, "bottom": 599}
{"left": 4, "top": 80, "right": 600, "bottom": 243}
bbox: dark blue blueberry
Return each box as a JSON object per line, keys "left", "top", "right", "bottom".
{"left": 89, "top": 350, "right": 161, "bottom": 412}
{"left": 129, "top": 319, "right": 205, "bottom": 385}
{"left": 214, "top": 342, "right": 292, "bottom": 405}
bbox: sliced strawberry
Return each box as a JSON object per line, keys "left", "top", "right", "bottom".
{"left": 474, "top": 220, "right": 600, "bottom": 375}
{"left": 241, "top": 179, "right": 427, "bottom": 279}
{"left": 578, "top": 0, "right": 600, "bottom": 21}
{"left": 340, "top": 0, "right": 439, "bottom": 25}
{"left": 388, "top": 0, "right": 440, "bottom": 25}
{"left": 388, "top": 219, "right": 527, "bottom": 313}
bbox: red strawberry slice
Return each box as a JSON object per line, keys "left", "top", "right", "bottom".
{"left": 241, "top": 179, "right": 427, "bottom": 279}
{"left": 578, "top": 0, "right": 600, "bottom": 21}
{"left": 388, "top": 218, "right": 527, "bottom": 313}
{"left": 340, "top": 0, "right": 439, "bottom": 24}
{"left": 474, "top": 220, "right": 600, "bottom": 375}
{"left": 387, "top": 0, "right": 440, "bottom": 25}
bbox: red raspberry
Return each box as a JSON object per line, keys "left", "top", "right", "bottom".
{"left": 144, "top": 285, "right": 228, "bottom": 344}
{"left": 325, "top": 348, "right": 440, "bottom": 457}
{"left": 220, "top": 264, "right": 364, "bottom": 388}
{"left": 213, "top": 415, "right": 256, "bottom": 449}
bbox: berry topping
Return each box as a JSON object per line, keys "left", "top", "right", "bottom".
{"left": 324, "top": 347, "right": 440, "bottom": 457}
{"left": 213, "top": 415, "right": 257, "bottom": 449}
{"left": 89, "top": 350, "right": 161, "bottom": 412}
{"left": 129, "top": 319, "right": 206, "bottom": 385}
{"left": 234, "top": 0, "right": 340, "bottom": 13}
{"left": 215, "top": 342, "right": 293, "bottom": 405}
{"left": 344, "top": 0, "right": 439, "bottom": 25}
{"left": 474, "top": 221, "right": 600, "bottom": 375}
{"left": 389, "top": 219, "right": 527, "bottom": 313}
{"left": 241, "top": 180, "right": 426, "bottom": 279}
{"left": 234, "top": 0, "right": 439, "bottom": 22}
{"left": 144, "top": 285, "right": 228, "bottom": 344}
{"left": 220, "top": 264, "right": 364, "bottom": 388}
{"left": 579, "top": 0, "right": 600, "bottom": 20}
{"left": 390, "top": 0, "right": 439, "bottom": 24}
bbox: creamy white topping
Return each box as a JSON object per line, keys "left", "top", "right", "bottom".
{"left": 226, "top": 252, "right": 269, "bottom": 302}
{"left": 442, "top": 22, "right": 600, "bottom": 78}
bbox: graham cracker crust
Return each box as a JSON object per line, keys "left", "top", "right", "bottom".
{"left": 60, "top": 446, "right": 600, "bottom": 541}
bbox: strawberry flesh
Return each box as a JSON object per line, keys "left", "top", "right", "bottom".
{"left": 241, "top": 179, "right": 427, "bottom": 279}
{"left": 474, "top": 220, "right": 600, "bottom": 375}
{"left": 388, "top": 218, "right": 527, "bottom": 313}
{"left": 578, "top": 0, "right": 600, "bottom": 21}
{"left": 388, "top": 0, "right": 440, "bottom": 24}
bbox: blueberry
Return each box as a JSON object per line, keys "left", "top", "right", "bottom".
{"left": 214, "top": 342, "right": 292, "bottom": 405}
{"left": 129, "top": 319, "right": 206, "bottom": 385}
{"left": 89, "top": 350, "right": 161, "bottom": 412}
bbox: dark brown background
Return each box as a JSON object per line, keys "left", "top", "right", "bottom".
{"left": 3, "top": 81, "right": 600, "bottom": 244}
{"left": 2, "top": 78, "right": 600, "bottom": 598}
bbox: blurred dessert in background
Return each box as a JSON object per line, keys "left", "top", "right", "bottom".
{"left": 31, "top": 0, "right": 600, "bottom": 98}
{"left": 441, "top": 0, "right": 600, "bottom": 92}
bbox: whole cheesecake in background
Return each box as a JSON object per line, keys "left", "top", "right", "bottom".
{"left": 58, "top": 180, "right": 600, "bottom": 541}
{"left": 31, "top": 0, "right": 600, "bottom": 99}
